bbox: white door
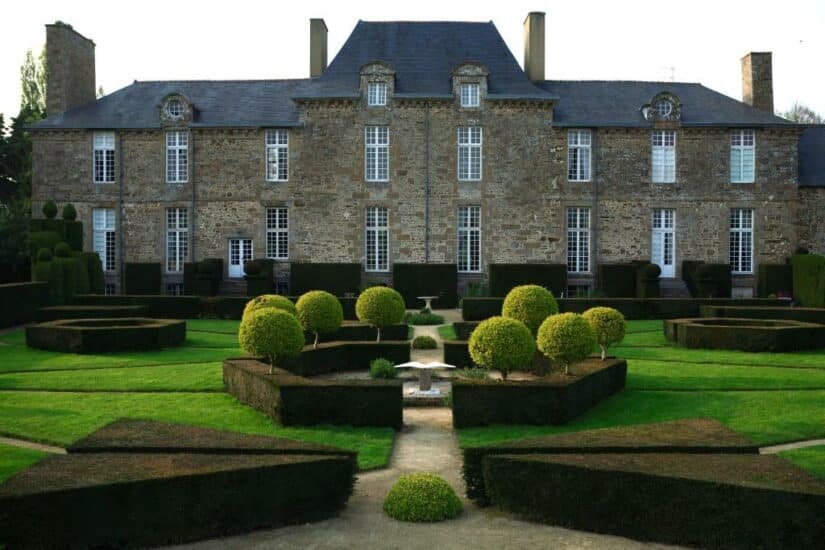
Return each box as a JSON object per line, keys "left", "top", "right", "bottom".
{"left": 228, "top": 239, "right": 253, "bottom": 278}
{"left": 652, "top": 209, "right": 675, "bottom": 278}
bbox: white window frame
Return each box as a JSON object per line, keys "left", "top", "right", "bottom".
{"left": 365, "top": 206, "right": 389, "bottom": 272}
{"left": 265, "top": 130, "right": 289, "bottom": 182}
{"left": 730, "top": 208, "right": 754, "bottom": 275}
{"left": 166, "top": 131, "right": 189, "bottom": 183}
{"left": 651, "top": 130, "right": 676, "bottom": 183}
{"left": 266, "top": 207, "right": 289, "bottom": 260}
{"left": 367, "top": 82, "right": 388, "bottom": 106}
{"left": 458, "top": 127, "right": 482, "bottom": 181}
{"left": 459, "top": 83, "right": 480, "bottom": 107}
{"left": 567, "top": 130, "right": 592, "bottom": 182}
{"left": 567, "top": 207, "right": 590, "bottom": 274}
{"left": 93, "top": 132, "right": 116, "bottom": 184}
{"left": 365, "top": 126, "right": 389, "bottom": 182}
{"left": 93, "top": 208, "right": 116, "bottom": 272}
{"left": 730, "top": 129, "right": 755, "bottom": 183}
{"left": 457, "top": 206, "right": 481, "bottom": 273}
{"left": 165, "top": 208, "right": 188, "bottom": 273}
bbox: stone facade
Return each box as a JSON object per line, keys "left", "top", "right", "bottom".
{"left": 797, "top": 187, "right": 825, "bottom": 255}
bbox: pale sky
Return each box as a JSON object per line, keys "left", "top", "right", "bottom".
{"left": 2, "top": 0, "right": 824, "bottom": 121}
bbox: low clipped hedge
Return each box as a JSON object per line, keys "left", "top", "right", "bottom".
{"left": 290, "top": 263, "right": 361, "bottom": 297}
{"left": 596, "top": 264, "right": 639, "bottom": 297}
{"left": 124, "top": 263, "right": 162, "bottom": 295}
{"left": 791, "top": 254, "right": 825, "bottom": 307}
{"left": 664, "top": 317, "right": 825, "bottom": 352}
{"left": 74, "top": 294, "right": 203, "bottom": 318}
{"left": 281, "top": 341, "right": 411, "bottom": 377}
{"left": 444, "top": 340, "right": 474, "bottom": 368}
{"left": 682, "top": 262, "right": 732, "bottom": 298}
{"left": 26, "top": 318, "right": 186, "bottom": 353}
{"left": 0, "top": 282, "right": 50, "bottom": 328}
{"left": 35, "top": 305, "right": 149, "bottom": 322}
{"left": 757, "top": 263, "right": 793, "bottom": 297}
{"left": 392, "top": 263, "right": 458, "bottom": 308}
{"left": 453, "top": 321, "right": 480, "bottom": 340}
{"left": 488, "top": 263, "right": 567, "bottom": 298}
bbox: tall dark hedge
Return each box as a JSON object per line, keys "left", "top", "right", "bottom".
{"left": 488, "top": 264, "right": 567, "bottom": 298}
{"left": 790, "top": 254, "right": 825, "bottom": 307}
{"left": 0, "top": 282, "right": 49, "bottom": 328}
{"left": 596, "top": 264, "right": 638, "bottom": 297}
{"left": 289, "top": 263, "right": 361, "bottom": 297}
{"left": 81, "top": 253, "right": 105, "bottom": 294}
{"left": 124, "top": 263, "right": 162, "bottom": 295}
{"left": 392, "top": 263, "right": 458, "bottom": 308}
{"left": 757, "top": 263, "right": 793, "bottom": 297}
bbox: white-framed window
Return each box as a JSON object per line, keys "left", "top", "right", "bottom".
{"left": 458, "top": 127, "right": 482, "bottom": 181}
{"left": 367, "top": 82, "right": 388, "bottom": 106}
{"left": 730, "top": 208, "right": 754, "bottom": 274}
{"left": 457, "top": 205, "right": 481, "bottom": 273}
{"left": 266, "top": 130, "right": 288, "bottom": 182}
{"left": 93, "top": 132, "right": 116, "bottom": 184}
{"left": 365, "top": 126, "right": 389, "bottom": 182}
{"left": 567, "top": 207, "right": 590, "bottom": 273}
{"left": 93, "top": 208, "right": 116, "bottom": 272}
{"left": 365, "top": 206, "right": 389, "bottom": 272}
{"left": 731, "top": 130, "right": 755, "bottom": 183}
{"left": 266, "top": 207, "right": 289, "bottom": 260}
{"left": 651, "top": 130, "right": 676, "bottom": 183}
{"left": 567, "top": 130, "right": 592, "bottom": 182}
{"left": 459, "top": 83, "right": 480, "bottom": 107}
{"left": 165, "top": 208, "right": 188, "bottom": 273}
{"left": 166, "top": 131, "right": 189, "bottom": 183}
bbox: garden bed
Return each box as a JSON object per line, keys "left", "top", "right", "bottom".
{"left": 36, "top": 304, "right": 149, "bottom": 322}
{"left": 282, "top": 341, "right": 410, "bottom": 377}
{"left": 664, "top": 317, "right": 825, "bottom": 352}
{"left": 25, "top": 318, "right": 186, "bottom": 353}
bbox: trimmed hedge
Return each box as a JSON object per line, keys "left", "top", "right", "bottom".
{"left": 596, "top": 264, "right": 638, "bottom": 297}
{"left": 36, "top": 305, "right": 149, "bottom": 322}
{"left": 757, "top": 263, "right": 793, "bottom": 298}
{"left": 244, "top": 258, "right": 274, "bottom": 297}
{"left": 698, "top": 305, "right": 825, "bottom": 325}
{"left": 80, "top": 252, "right": 105, "bottom": 294}
{"left": 488, "top": 264, "right": 567, "bottom": 298}
{"left": 309, "top": 323, "right": 408, "bottom": 345}
{"left": 26, "top": 318, "right": 187, "bottom": 353}
{"left": 383, "top": 473, "right": 463, "bottom": 522}
{"left": 392, "top": 263, "right": 458, "bottom": 308}
{"left": 282, "top": 341, "right": 411, "bottom": 377}
{"left": 125, "top": 263, "right": 162, "bottom": 295}
{"left": 444, "top": 340, "right": 474, "bottom": 368}
{"left": 183, "top": 262, "right": 197, "bottom": 295}
{"left": 74, "top": 294, "right": 203, "bottom": 318}
{"left": 453, "top": 321, "right": 480, "bottom": 341}
{"left": 29, "top": 218, "right": 83, "bottom": 253}
{"left": 195, "top": 258, "right": 223, "bottom": 296}
{"left": 0, "top": 255, "right": 31, "bottom": 284}
{"left": 682, "top": 261, "right": 732, "bottom": 298}
{"left": 290, "top": 263, "right": 361, "bottom": 297}
{"left": 791, "top": 254, "right": 825, "bottom": 307}
{"left": 0, "top": 282, "right": 50, "bottom": 328}
{"left": 664, "top": 317, "right": 825, "bottom": 352}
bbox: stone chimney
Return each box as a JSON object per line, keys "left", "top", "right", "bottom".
{"left": 523, "top": 12, "right": 545, "bottom": 83}
{"left": 45, "top": 22, "right": 96, "bottom": 116}
{"left": 741, "top": 52, "right": 773, "bottom": 113}
{"left": 310, "top": 18, "right": 328, "bottom": 78}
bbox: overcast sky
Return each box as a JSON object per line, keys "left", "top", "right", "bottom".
{"left": 2, "top": 0, "right": 824, "bottom": 121}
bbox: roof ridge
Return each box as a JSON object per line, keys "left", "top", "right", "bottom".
{"left": 357, "top": 20, "right": 494, "bottom": 24}
{"left": 545, "top": 79, "right": 702, "bottom": 85}
{"left": 134, "top": 78, "right": 310, "bottom": 84}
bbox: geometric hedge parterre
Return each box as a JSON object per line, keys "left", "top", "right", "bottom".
{"left": 25, "top": 317, "right": 186, "bottom": 353}
{"left": 664, "top": 317, "right": 825, "bottom": 352}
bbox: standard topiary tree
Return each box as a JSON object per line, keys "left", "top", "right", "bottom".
{"left": 537, "top": 313, "right": 597, "bottom": 374}
{"left": 242, "top": 294, "right": 297, "bottom": 321}
{"left": 583, "top": 307, "right": 626, "bottom": 360}
{"left": 37, "top": 248, "right": 52, "bottom": 262}
{"left": 42, "top": 200, "right": 58, "bottom": 219}
{"left": 355, "top": 286, "right": 406, "bottom": 342}
{"left": 238, "top": 308, "right": 304, "bottom": 373}
{"left": 61, "top": 203, "right": 77, "bottom": 221}
{"left": 296, "top": 290, "right": 344, "bottom": 348}
{"left": 501, "top": 284, "right": 559, "bottom": 335}
{"left": 383, "top": 473, "right": 462, "bottom": 522}
{"left": 468, "top": 316, "right": 535, "bottom": 380}
{"left": 53, "top": 242, "right": 71, "bottom": 257}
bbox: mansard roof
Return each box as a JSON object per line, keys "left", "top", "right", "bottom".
{"left": 798, "top": 126, "right": 825, "bottom": 187}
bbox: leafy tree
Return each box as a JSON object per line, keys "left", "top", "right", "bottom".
{"left": 355, "top": 287, "right": 405, "bottom": 342}
{"left": 468, "top": 316, "right": 535, "bottom": 380}
{"left": 779, "top": 102, "right": 824, "bottom": 124}
{"left": 537, "top": 313, "right": 597, "bottom": 374}
{"left": 20, "top": 48, "right": 46, "bottom": 118}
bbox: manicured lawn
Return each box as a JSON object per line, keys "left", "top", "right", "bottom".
{"left": 437, "top": 324, "right": 457, "bottom": 341}
{"left": 627, "top": 360, "right": 825, "bottom": 390}
{"left": 780, "top": 445, "right": 825, "bottom": 479}
{"left": 0, "top": 444, "right": 47, "bottom": 484}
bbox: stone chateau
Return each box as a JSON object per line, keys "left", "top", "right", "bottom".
{"left": 30, "top": 14, "right": 825, "bottom": 295}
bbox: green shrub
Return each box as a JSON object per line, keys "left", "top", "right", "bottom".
{"left": 457, "top": 367, "right": 489, "bottom": 380}
{"left": 583, "top": 307, "right": 626, "bottom": 360}
{"left": 61, "top": 203, "right": 77, "bottom": 221}
{"left": 537, "top": 313, "right": 597, "bottom": 374}
{"left": 404, "top": 312, "right": 445, "bottom": 325}
{"left": 369, "top": 357, "right": 398, "bottom": 379}
{"left": 501, "top": 284, "right": 559, "bottom": 335}
{"left": 289, "top": 263, "right": 361, "bottom": 297}
{"left": 37, "top": 248, "right": 52, "bottom": 262}
{"left": 42, "top": 200, "right": 57, "bottom": 219}
{"left": 790, "top": 254, "right": 825, "bottom": 307}
{"left": 81, "top": 252, "right": 105, "bottom": 294}
{"left": 71, "top": 252, "right": 90, "bottom": 295}
{"left": 238, "top": 308, "right": 304, "bottom": 372}
{"left": 412, "top": 335, "right": 438, "bottom": 349}
{"left": 383, "top": 473, "right": 462, "bottom": 522}
{"left": 28, "top": 231, "right": 62, "bottom": 258}
{"left": 356, "top": 287, "right": 406, "bottom": 342}
{"left": 242, "top": 294, "right": 297, "bottom": 321}
{"left": 124, "top": 263, "right": 161, "bottom": 295}
{"left": 468, "top": 316, "right": 535, "bottom": 380}
{"left": 296, "top": 290, "right": 344, "bottom": 348}
{"left": 391, "top": 263, "right": 459, "bottom": 308}
{"left": 53, "top": 242, "right": 71, "bottom": 257}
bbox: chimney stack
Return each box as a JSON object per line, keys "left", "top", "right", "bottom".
{"left": 523, "top": 12, "right": 545, "bottom": 83}
{"left": 310, "top": 18, "right": 328, "bottom": 78}
{"left": 45, "top": 22, "right": 96, "bottom": 116}
{"left": 741, "top": 52, "right": 773, "bottom": 113}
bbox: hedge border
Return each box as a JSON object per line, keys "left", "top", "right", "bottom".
{"left": 26, "top": 317, "right": 187, "bottom": 354}
{"left": 392, "top": 263, "right": 458, "bottom": 308}
{"left": 35, "top": 305, "right": 150, "bottom": 322}
{"left": 0, "top": 282, "right": 49, "bottom": 328}
{"left": 664, "top": 317, "right": 825, "bottom": 352}
{"left": 488, "top": 263, "right": 567, "bottom": 298}
{"left": 699, "top": 305, "right": 825, "bottom": 325}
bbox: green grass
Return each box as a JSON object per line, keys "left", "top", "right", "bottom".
{"left": 627, "top": 360, "right": 825, "bottom": 390}
{"left": 779, "top": 445, "right": 825, "bottom": 479}
{"left": 437, "top": 324, "right": 457, "bottom": 341}
{"left": 0, "top": 443, "right": 47, "bottom": 483}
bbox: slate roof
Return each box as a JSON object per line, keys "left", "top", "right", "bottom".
{"left": 798, "top": 125, "right": 825, "bottom": 187}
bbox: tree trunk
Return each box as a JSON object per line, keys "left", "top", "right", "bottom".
{"left": 501, "top": 371, "right": 508, "bottom": 381}
{"left": 564, "top": 362, "right": 569, "bottom": 375}
{"left": 601, "top": 345, "right": 606, "bottom": 360}
{"left": 269, "top": 356, "right": 276, "bottom": 374}
{"left": 376, "top": 326, "right": 382, "bottom": 343}
{"left": 314, "top": 332, "right": 319, "bottom": 349}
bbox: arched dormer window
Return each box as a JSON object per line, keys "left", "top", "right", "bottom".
{"left": 642, "top": 91, "right": 681, "bottom": 122}
{"left": 159, "top": 93, "right": 193, "bottom": 124}
{"left": 452, "top": 63, "right": 488, "bottom": 108}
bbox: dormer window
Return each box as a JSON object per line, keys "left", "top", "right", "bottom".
{"left": 643, "top": 92, "right": 681, "bottom": 122}
{"left": 367, "top": 82, "right": 388, "bottom": 106}
{"left": 460, "top": 83, "right": 480, "bottom": 107}
{"left": 655, "top": 99, "right": 673, "bottom": 117}
{"left": 165, "top": 98, "right": 184, "bottom": 119}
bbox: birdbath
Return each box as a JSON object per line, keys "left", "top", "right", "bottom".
{"left": 395, "top": 361, "right": 455, "bottom": 396}
{"left": 417, "top": 295, "right": 439, "bottom": 312}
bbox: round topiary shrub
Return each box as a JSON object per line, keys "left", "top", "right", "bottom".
{"left": 296, "top": 290, "right": 344, "bottom": 348}
{"left": 643, "top": 263, "right": 661, "bottom": 278}
{"left": 369, "top": 358, "right": 397, "bottom": 379}
{"left": 53, "top": 242, "right": 71, "bottom": 258}
{"left": 582, "top": 307, "right": 626, "bottom": 360}
{"left": 383, "top": 473, "right": 462, "bottom": 522}
{"left": 238, "top": 308, "right": 304, "bottom": 373}
{"left": 501, "top": 284, "right": 559, "bottom": 335}
{"left": 242, "top": 294, "right": 297, "bottom": 321}
{"left": 355, "top": 286, "right": 406, "bottom": 342}
{"left": 37, "top": 248, "right": 52, "bottom": 262}
{"left": 468, "top": 316, "right": 535, "bottom": 380}
{"left": 42, "top": 200, "right": 57, "bottom": 219}
{"left": 61, "top": 203, "right": 77, "bottom": 221}
{"left": 412, "top": 335, "right": 438, "bottom": 349}
{"left": 537, "top": 313, "right": 597, "bottom": 374}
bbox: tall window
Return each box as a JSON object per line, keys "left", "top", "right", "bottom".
{"left": 567, "top": 130, "right": 591, "bottom": 182}
{"left": 458, "top": 127, "right": 482, "bottom": 181}
{"left": 460, "top": 83, "right": 480, "bottom": 107}
{"left": 567, "top": 207, "right": 590, "bottom": 273}
{"left": 731, "top": 130, "right": 755, "bottom": 183}
{"left": 365, "top": 207, "right": 389, "bottom": 272}
{"left": 266, "top": 207, "right": 289, "bottom": 260}
{"left": 166, "top": 208, "right": 188, "bottom": 272}
{"left": 365, "top": 126, "right": 389, "bottom": 182}
{"left": 367, "top": 82, "right": 388, "bottom": 106}
{"left": 651, "top": 130, "right": 676, "bottom": 183}
{"left": 93, "top": 132, "right": 115, "bottom": 183}
{"left": 457, "top": 206, "right": 481, "bottom": 273}
{"left": 266, "top": 130, "right": 288, "bottom": 181}
{"left": 166, "top": 131, "right": 188, "bottom": 183}
{"left": 730, "top": 208, "right": 754, "bottom": 274}
{"left": 93, "top": 208, "right": 116, "bottom": 272}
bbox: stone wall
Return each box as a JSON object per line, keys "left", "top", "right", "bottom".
{"left": 797, "top": 187, "right": 825, "bottom": 255}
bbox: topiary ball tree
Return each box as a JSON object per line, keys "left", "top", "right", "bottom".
{"left": 61, "top": 203, "right": 77, "bottom": 221}
{"left": 582, "top": 307, "right": 626, "bottom": 360}
{"left": 383, "top": 473, "right": 462, "bottom": 522}
{"left": 42, "top": 200, "right": 58, "bottom": 219}
{"left": 37, "top": 248, "right": 52, "bottom": 262}
{"left": 355, "top": 286, "right": 406, "bottom": 342}
{"left": 238, "top": 308, "right": 304, "bottom": 373}
{"left": 468, "top": 316, "right": 535, "bottom": 380}
{"left": 242, "top": 294, "right": 297, "bottom": 321}
{"left": 537, "top": 313, "right": 597, "bottom": 374}
{"left": 296, "top": 290, "right": 344, "bottom": 348}
{"left": 53, "top": 242, "right": 71, "bottom": 258}
{"left": 501, "top": 284, "right": 559, "bottom": 335}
